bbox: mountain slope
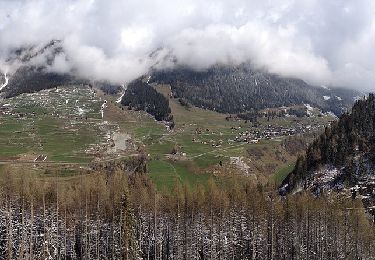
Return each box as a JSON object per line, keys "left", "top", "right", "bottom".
{"left": 281, "top": 94, "right": 375, "bottom": 214}
{"left": 0, "top": 41, "right": 84, "bottom": 97}
{"left": 152, "top": 65, "right": 361, "bottom": 116}
{"left": 1, "top": 43, "right": 361, "bottom": 118}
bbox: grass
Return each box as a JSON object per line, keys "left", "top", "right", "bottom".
{"left": 148, "top": 160, "right": 210, "bottom": 191}
{"left": 0, "top": 86, "right": 106, "bottom": 162}
{"left": 272, "top": 162, "right": 295, "bottom": 185}
{"left": 0, "top": 83, "right": 334, "bottom": 192}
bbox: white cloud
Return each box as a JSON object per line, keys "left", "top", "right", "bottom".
{"left": 0, "top": 0, "right": 374, "bottom": 89}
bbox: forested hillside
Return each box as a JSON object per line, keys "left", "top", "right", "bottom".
{"left": 281, "top": 94, "right": 375, "bottom": 215}
{"left": 152, "top": 65, "right": 360, "bottom": 115}
{"left": 0, "top": 165, "right": 373, "bottom": 259}
{"left": 3, "top": 66, "right": 81, "bottom": 98}
{"left": 121, "top": 79, "right": 172, "bottom": 122}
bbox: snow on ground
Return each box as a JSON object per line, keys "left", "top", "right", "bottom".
{"left": 304, "top": 103, "right": 314, "bottom": 116}
{"left": 116, "top": 92, "right": 125, "bottom": 103}
{"left": 312, "top": 165, "right": 343, "bottom": 187}
{"left": 325, "top": 111, "right": 338, "bottom": 119}
{"left": 323, "top": 95, "right": 331, "bottom": 101}
{"left": 0, "top": 72, "right": 9, "bottom": 91}
{"left": 116, "top": 84, "right": 127, "bottom": 103}
{"left": 335, "top": 96, "right": 342, "bottom": 101}
{"left": 77, "top": 107, "right": 87, "bottom": 116}
{"left": 304, "top": 104, "right": 313, "bottom": 111}
{"left": 320, "top": 85, "right": 330, "bottom": 90}
{"left": 101, "top": 100, "right": 107, "bottom": 119}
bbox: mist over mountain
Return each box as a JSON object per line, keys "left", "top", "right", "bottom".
{"left": 1, "top": 0, "right": 375, "bottom": 90}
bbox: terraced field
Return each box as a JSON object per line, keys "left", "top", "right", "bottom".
{"left": 0, "top": 86, "right": 117, "bottom": 163}
{"left": 0, "top": 84, "right": 336, "bottom": 191}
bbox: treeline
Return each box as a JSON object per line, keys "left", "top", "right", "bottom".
{"left": 284, "top": 94, "right": 375, "bottom": 191}
{"left": 121, "top": 79, "right": 172, "bottom": 122}
{"left": 3, "top": 41, "right": 86, "bottom": 98}
{"left": 4, "top": 66, "right": 83, "bottom": 98}
{"left": 0, "top": 165, "right": 373, "bottom": 259}
{"left": 151, "top": 65, "right": 359, "bottom": 116}
{"left": 94, "top": 81, "right": 123, "bottom": 95}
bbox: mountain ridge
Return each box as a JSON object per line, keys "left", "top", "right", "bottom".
{"left": 151, "top": 65, "right": 362, "bottom": 116}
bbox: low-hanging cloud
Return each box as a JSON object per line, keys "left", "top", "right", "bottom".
{"left": 1, "top": 0, "right": 375, "bottom": 90}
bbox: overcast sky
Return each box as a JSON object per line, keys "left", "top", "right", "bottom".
{"left": 0, "top": 0, "right": 375, "bottom": 90}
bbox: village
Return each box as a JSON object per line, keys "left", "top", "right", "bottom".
{"left": 189, "top": 117, "right": 332, "bottom": 150}
{"left": 231, "top": 121, "right": 330, "bottom": 143}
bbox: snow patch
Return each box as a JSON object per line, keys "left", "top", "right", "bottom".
{"left": 323, "top": 95, "right": 331, "bottom": 101}
{"left": 304, "top": 103, "right": 313, "bottom": 111}
{"left": 77, "top": 107, "right": 86, "bottom": 115}
{"left": 0, "top": 72, "right": 9, "bottom": 91}
{"left": 312, "top": 165, "right": 343, "bottom": 188}
{"left": 116, "top": 84, "right": 127, "bottom": 103}
{"left": 325, "top": 111, "right": 338, "bottom": 119}
{"left": 101, "top": 100, "right": 107, "bottom": 119}
{"left": 146, "top": 75, "right": 151, "bottom": 84}
{"left": 304, "top": 103, "right": 314, "bottom": 116}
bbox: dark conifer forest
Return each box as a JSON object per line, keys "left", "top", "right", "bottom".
{"left": 284, "top": 94, "right": 375, "bottom": 188}
{"left": 121, "top": 79, "right": 172, "bottom": 122}
{"left": 152, "top": 65, "right": 360, "bottom": 116}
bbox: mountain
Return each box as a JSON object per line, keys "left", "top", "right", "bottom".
{"left": 1, "top": 42, "right": 361, "bottom": 119}
{"left": 2, "top": 67, "right": 81, "bottom": 98}
{"left": 151, "top": 65, "right": 361, "bottom": 116}
{"left": 281, "top": 94, "right": 375, "bottom": 215}
{"left": 0, "top": 41, "right": 85, "bottom": 98}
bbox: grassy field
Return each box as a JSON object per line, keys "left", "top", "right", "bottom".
{"left": 148, "top": 159, "right": 210, "bottom": 191}
{"left": 0, "top": 84, "right": 335, "bottom": 191}
{"left": 104, "top": 84, "right": 333, "bottom": 190}
{"left": 272, "top": 163, "right": 296, "bottom": 186}
{"left": 0, "top": 86, "right": 109, "bottom": 163}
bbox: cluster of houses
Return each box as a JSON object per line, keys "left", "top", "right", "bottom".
{"left": 233, "top": 122, "right": 328, "bottom": 143}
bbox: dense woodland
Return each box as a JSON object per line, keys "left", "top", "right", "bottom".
{"left": 284, "top": 94, "right": 375, "bottom": 189}
{"left": 152, "top": 65, "right": 359, "bottom": 116}
{"left": 121, "top": 80, "right": 172, "bottom": 122}
{"left": 0, "top": 156, "right": 373, "bottom": 259}
{"left": 95, "top": 81, "right": 123, "bottom": 95}
{"left": 3, "top": 66, "right": 81, "bottom": 98}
